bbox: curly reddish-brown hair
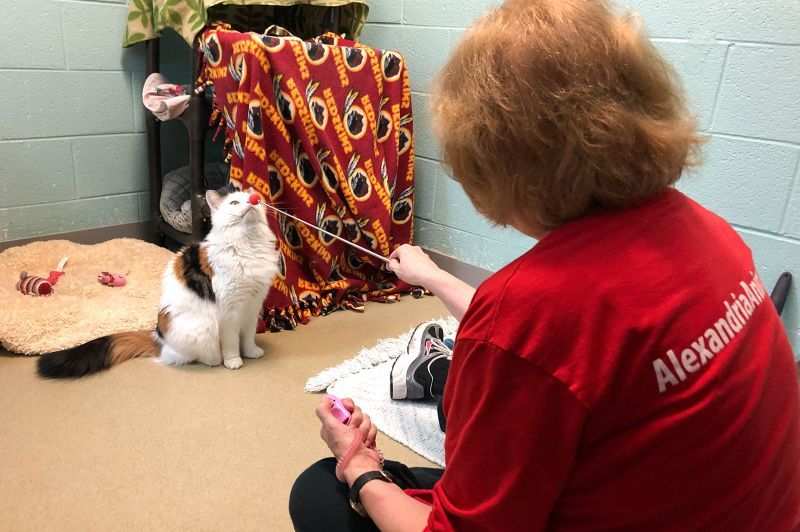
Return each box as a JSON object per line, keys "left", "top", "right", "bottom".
{"left": 432, "top": 0, "right": 703, "bottom": 230}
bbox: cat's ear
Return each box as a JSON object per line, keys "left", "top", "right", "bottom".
{"left": 206, "top": 190, "right": 224, "bottom": 213}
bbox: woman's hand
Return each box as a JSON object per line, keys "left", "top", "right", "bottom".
{"left": 316, "top": 397, "right": 382, "bottom": 483}
{"left": 387, "top": 244, "right": 444, "bottom": 288}
{"left": 340, "top": 397, "right": 378, "bottom": 448}
{"left": 315, "top": 397, "right": 434, "bottom": 528}
{"left": 388, "top": 244, "right": 477, "bottom": 321}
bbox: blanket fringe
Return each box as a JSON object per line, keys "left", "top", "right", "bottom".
{"left": 264, "top": 288, "right": 428, "bottom": 333}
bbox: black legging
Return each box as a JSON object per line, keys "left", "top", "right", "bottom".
{"left": 289, "top": 458, "right": 444, "bottom": 531}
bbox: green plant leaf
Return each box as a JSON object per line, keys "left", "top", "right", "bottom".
{"left": 132, "top": 0, "right": 145, "bottom": 11}
{"left": 128, "top": 32, "right": 146, "bottom": 42}
{"left": 169, "top": 10, "right": 181, "bottom": 25}
{"left": 127, "top": 10, "right": 140, "bottom": 21}
{"left": 141, "top": 12, "right": 149, "bottom": 27}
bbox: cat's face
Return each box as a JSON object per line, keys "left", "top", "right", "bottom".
{"left": 206, "top": 190, "right": 267, "bottom": 230}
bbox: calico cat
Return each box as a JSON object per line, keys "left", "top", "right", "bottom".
{"left": 37, "top": 189, "right": 279, "bottom": 378}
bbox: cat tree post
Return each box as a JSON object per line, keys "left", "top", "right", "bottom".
{"left": 145, "top": 37, "right": 164, "bottom": 244}
{"left": 183, "top": 36, "right": 213, "bottom": 240}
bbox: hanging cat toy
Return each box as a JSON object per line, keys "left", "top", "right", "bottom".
{"left": 16, "top": 257, "right": 69, "bottom": 296}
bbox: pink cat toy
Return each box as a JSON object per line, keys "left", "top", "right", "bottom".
{"left": 98, "top": 272, "right": 127, "bottom": 287}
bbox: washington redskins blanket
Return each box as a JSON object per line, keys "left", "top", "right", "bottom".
{"left": 200, "top": 25, "right": 418, "bottom": 330}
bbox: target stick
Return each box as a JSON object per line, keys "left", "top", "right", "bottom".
{"left": 248, "top": 193, "right": 390, "bottom": 264}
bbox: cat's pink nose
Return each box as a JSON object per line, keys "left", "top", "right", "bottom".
{"left": 248, "top": 193, "right": 260, "bottom": 205}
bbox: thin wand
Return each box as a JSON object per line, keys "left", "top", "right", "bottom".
{"left": 251, "top": 196, "right": 390, "bottom": 264}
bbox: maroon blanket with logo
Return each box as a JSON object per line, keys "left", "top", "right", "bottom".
{"left": 201, "top": 26, "right": 418, "bottom": 330}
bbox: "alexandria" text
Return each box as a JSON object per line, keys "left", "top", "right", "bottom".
{"left": 653, "top": 272, "right": 768, "bottom": 393}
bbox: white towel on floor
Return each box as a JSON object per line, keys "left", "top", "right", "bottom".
{"left": 305, "top": 316, "right": 459, "bottom": 467}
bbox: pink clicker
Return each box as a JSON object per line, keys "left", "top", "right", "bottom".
{"left": 326, "top": 394, "right": 352, "bottom": 425}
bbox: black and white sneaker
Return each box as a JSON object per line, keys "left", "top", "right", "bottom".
{"left": 390, "top": 321, "right": 452, "bottom": 400}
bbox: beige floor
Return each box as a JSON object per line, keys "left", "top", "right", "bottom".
{"left": 0, "top": 296, "right": 448, "bottom": 531}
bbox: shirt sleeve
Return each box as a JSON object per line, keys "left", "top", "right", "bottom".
{"left": 425, "top": 339, "right": 587, "bottom": 531}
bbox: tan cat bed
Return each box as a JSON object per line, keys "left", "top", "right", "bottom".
{"left": 0, "top": 238, "right": 173, "bottom": 355}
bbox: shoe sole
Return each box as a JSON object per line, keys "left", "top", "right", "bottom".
{"left": 390, "top": 353, "right": 422, "bottom": 400}
{"left": 390, "top": 322, "right": 443, "bottom": 400}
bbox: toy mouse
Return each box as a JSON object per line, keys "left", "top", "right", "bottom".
{"left": 98, "top": 272, "right": 127, "bottom": 287}
{"left": 16, "top": 257, "right": 68, "bottom": 296}
{"left": 17, "top": 272, "right": 55, "bottom": 296}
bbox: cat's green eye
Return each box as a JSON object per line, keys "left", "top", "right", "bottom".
{"left": 230, "top": 200, "right": 240, "bottom": 205}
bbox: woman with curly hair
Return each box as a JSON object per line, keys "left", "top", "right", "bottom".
{"left": 290, "top": 1, "right": 800, "bottom": 530}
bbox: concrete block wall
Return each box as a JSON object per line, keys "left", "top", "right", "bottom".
{"left": 360, "top": 0, "right": 800, "bottom": 355}
{"left": 0, "top": 0, "right": 193, "bottom": 242}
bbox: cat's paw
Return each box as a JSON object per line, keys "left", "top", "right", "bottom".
{"left": 242, "top": 345, "right": 264, "bottom": 359}
{"left": 224, "top": 356, "right": 244, "bottom": 370}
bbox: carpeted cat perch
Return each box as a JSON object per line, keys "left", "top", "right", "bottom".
{"left": 0, "top": 238, "right": 173, "bottom": 355}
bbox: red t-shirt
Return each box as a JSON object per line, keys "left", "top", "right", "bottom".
{"left": 409, "top": 189, "right": 800, "bottom": 530}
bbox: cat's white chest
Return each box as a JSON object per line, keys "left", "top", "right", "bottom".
{"left": 210, "top": 243, "right": 277, "bottom": 300}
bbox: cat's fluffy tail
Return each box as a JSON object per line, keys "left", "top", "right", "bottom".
{"left": 37, "top": 331, "right": 160, "bottom": 379}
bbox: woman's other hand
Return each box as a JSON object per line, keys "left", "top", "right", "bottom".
{"left": 387, "top": 244, "right": 443, "bottom": 288}
{"left": 388, "top": 244, "right": 477, "bottom": 321}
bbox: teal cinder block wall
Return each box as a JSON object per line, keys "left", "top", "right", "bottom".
{"left": 0, "top": 0, "right": 195, "bottom": 242}
{"left": 360, "top": 0, "right": 800, "bottom": 356}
